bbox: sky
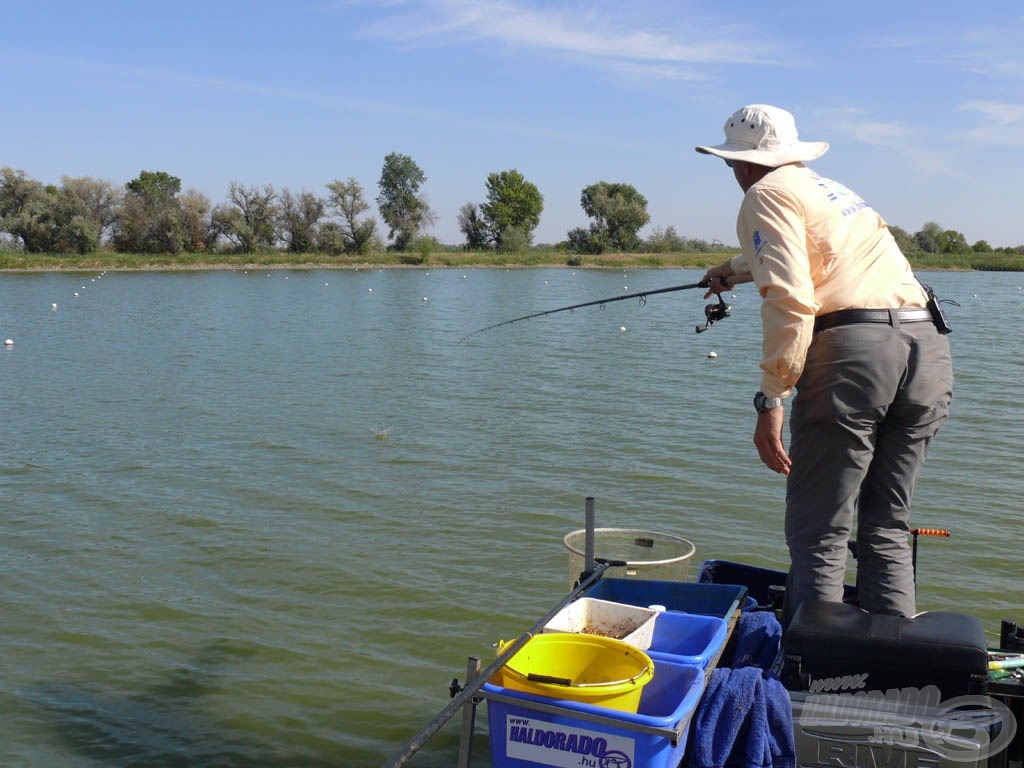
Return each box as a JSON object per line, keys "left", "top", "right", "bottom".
{"left": 2, "top": 1, "right": 1022, "bottom": 248}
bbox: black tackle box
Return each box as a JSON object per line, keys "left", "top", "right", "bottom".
{"left": 782, "top": 600, "right": 989, "bottom": 699}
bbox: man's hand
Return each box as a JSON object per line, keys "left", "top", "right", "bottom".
{"left": 701, "top": 262, "right": 735, "bottom": 298}
{"left": 702, "top": 263, "right": 752, "bottom": 298}
{"left": 753, "top": 407, "right": 791, "bottom": 475}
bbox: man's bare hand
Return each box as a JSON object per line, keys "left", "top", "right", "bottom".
{"left": 753, "top": 407, "right": 791, "bottom": 475}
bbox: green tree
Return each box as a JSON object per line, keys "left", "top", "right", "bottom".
{"left": 279, "top": 188, "right": 324, "bottom": 253}
{"left": 317, "top": 221, "right": 346, "bottom": 255}
{"left": 0, "top": 168, "right": 98, "bottom": 253}
{"left": 579, "top": 181, "right": 650, "bottom": 251}
{"left": 376, "top": 153, "right": 434, "bottom": 251}
{"left": 565, "top": 225, "right": 610, "bottom": 255}
{"left": 61, "top": 175, "right": 122, "bottom": 245}
{"left": 179, "top": 189, "right": 214, "bottom": 252}
{"left": 479, "top": 169, "right": 543, "bottom": 249}
{"left": 639, "top": 225, "right": 714, "bottom": 253}
{"left": 457, "top": 202, "right": 490, "bottom": 250}
{"left": 212, "top": 182, "right": 278, "bottom": 254}
{"left": 116, "top": 170, "right": 186, "bottom": 253}
{"left": 326, "top": 178, "right": 378, "bottom": 255}
{"left": 914, "top": 221, "right": 943, "bottom": 254}
{"left": 972, "top": 240, "right": 992, "bottom": 252}
{"left": 0, "top": 168, "right": 52, "bottom": 252}
{"left": 936, "top": 229, "right": 969, "bottom": 254}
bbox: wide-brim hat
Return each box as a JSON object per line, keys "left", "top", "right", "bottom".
{"left": 695, "top": 104, "right": 828, "bottom": 166}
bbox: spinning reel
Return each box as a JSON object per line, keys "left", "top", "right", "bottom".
{"left": 696, "top": 293, "right": 731, "bottom": 333}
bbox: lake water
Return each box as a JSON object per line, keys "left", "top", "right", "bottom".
{"left": 0, "top": 267, "right": 1021, "bottom": 767}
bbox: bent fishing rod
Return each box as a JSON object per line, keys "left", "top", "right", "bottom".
{"left": 465, "top": 277, "right": 733, "bottom": 338}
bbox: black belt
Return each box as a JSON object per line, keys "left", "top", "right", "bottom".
{"left": 814, "top": 307, "right": 933, "bottom": 333}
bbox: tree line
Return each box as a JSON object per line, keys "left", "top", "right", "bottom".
{"left": 1, "top": 155, "right": 1019, "bottom": 258}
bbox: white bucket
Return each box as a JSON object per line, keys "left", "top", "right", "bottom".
{"left": 543, "top": 597, "right": 659, "bottom": 650}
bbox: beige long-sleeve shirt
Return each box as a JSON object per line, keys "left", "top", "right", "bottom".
{"left": 729, "top": 163, "right": 927, "bottom": 399}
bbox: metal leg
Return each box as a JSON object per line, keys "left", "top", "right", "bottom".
{"left": 456, "top": 655, "right": 481, "bottom": 768}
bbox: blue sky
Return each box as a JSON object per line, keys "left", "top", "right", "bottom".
{"left": 2, "top": 1, "right": 1022, "bottom": 248}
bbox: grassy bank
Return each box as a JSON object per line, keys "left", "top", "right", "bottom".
{"left": 1, "top": 248, "right": 1022, "bottom": 272}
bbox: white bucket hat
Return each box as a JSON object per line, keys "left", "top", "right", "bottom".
{"left": 695, "top": 104, "right": 828, "bottom": 167}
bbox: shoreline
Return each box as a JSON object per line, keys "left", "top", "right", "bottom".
{"left": 0, "top": 249, "right": 1019, "bottom": 273}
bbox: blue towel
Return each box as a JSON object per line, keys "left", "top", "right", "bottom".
{"left": 763, "top": 675, "right": 796, "bottom": 768}
{"left": 732, "top": 610, "right": 783, "bottom": 671}
{"left": 688, "top": 610, "right": 795, "bottom": 768}
{"left": 688, "top": 668, "right": 795, "bottom": 768}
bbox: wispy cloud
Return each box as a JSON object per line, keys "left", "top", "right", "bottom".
{"left": 958, "top": 100, "right": 1024, "bottom": 147}
{"left": 948, "top": 19, "right": 1024, "bottom": 81}
{"left": 329, "top": 0, "right": 782, "bottom": 82}
{"left": 960, "top": 101, "right": 1024, "bottom": 125}
{"left": 818, "top": 107, "right": 959, "bottom": 177}
{"left": 0, "top": 50, "right": 659, "bottom": 152}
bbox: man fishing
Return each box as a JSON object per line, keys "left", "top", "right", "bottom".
{"left": 695, "top": 104, "right": 953, "bottom": 626}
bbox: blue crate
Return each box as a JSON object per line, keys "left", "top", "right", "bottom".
{"left": 696, "top": 559, "right": 857, "bottom": 607}
{"left": 581, "top": 578, "right": 747, "bottom": 619}
{"left": 484, "top": 658, "right": 704, "bottom": 768}
{"left": 647, "top": 610, "right": 729, "bottom": 668}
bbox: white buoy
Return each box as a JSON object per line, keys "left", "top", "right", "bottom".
{"left": 368, "top": 288, "right": 373, "bottom": 292}
{"left": 51, "top": 303, "right": 58, "bottom": 310}
{"left": 708, "top": 351, "right": 718, "bottom": 358}
{"left": 423, "top": 297, "right": 429, "bottom": 301}
{"left": 74, "top": 292, "right": 79, "bottom": 297}
{"left": 620, "top": 326, "right": 627, "bottom": 332}
{"left": 4, "top": 339, "right": 12, "bottom": 347}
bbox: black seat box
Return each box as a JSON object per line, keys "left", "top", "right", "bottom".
{"left": 782, "top": 600, "right": 988, "bottom": 699}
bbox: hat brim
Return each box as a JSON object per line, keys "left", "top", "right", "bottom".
{"left": 695, "top": 140, "right": 829, "bottom": 166}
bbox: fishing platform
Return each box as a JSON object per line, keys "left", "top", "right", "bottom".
{"left": 383, "top": 498, "right": 1023, "bottom": 768}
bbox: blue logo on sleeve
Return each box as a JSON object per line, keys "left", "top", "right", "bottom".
{"left": 752, "top": 229, "right": 767, "bottom": 262}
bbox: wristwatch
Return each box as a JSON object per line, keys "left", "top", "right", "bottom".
{"left": 754, "top": 391, "right": 784, "bottom": 414}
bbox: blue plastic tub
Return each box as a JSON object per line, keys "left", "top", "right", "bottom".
{"left": 646, "top": 610, "right": 729, "bottom": 667}
{"left": 696, "top": 558, "right": 857, "bottom": 607}
{"left": 484, "top": 657, "right": 705, "bottom": 768}
{"left": 581, "top": 578, "right": 747, "bottom": 619}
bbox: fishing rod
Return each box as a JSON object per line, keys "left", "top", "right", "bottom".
{"left": 465, "top": 278, "right": 732, "bottom": 338}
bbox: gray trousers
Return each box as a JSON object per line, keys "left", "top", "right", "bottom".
{"left": 782, "top": 317, "right": 953, "bottom": 626}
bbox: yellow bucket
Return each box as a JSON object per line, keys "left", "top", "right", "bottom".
{"left": 494, "top": 633, "right": 655, "bottom": 713}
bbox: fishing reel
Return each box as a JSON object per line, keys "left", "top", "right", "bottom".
{"left": 695, "top": 294, "right": 731, "bottom": 333}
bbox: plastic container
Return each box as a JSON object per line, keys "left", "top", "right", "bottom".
{"left": 484, "top": 657, "right": 705, "bottom": 768}
{"left": 582, "top": 578, "right": 747, "bottom": 620}
{"left": 543, "top": 597, "right": 659, "bottom": 650}
{"left": 564, "top": 528, "right": 695, "bottom": 586}
{"left": 645, "top": 610, "right": 729, "bottom": 667}
{"left": 493, "top": 633, "right": 655, "bottom": 713}
{"left": 697, "top": 558, "right": 857, "bottom": 607}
